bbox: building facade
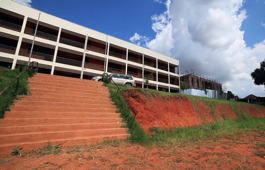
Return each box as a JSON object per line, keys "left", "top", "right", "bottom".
{"left": 180, "top": 74, "right": 222, "bottom": 91}
{"left": 0, "top": 0, "right": 180, "bottom": 92}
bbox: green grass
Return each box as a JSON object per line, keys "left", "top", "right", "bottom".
{"left": 105, "top": 84, "right": 265, "bottom": 145}
{"left": 0, "top": 66, "right": 36, "bottom": 119}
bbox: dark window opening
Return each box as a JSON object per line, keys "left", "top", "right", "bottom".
{"left": 109, "top": 63, "right": 121, "bottom": 72}
{"left": 128, "top": 54, "right": 138, "bottom": 62}
{"left": 128, "top": 67, "right": 138, "bottom": 75}
{"left": 87, "top": 41, "right": 92, "bottom": 47}
{"left": 85, "top": 58, "right": 89, "bottom": 64}
{"left": 144, "top": 58, "right": 151, "bottom": 65}
{"left": 109, "top": 48, "right": 123, "bottom": 58}
{"left": 0, "top": 37, "right": 17, "bottom": 47}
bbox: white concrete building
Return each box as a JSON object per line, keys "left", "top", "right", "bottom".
{"left": 0, "top": 0, "right": 180, "bottom": 92}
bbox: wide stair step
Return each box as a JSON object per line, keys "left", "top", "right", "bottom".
{"left": 0, "top": 73, "right": 130, "bottom": 156}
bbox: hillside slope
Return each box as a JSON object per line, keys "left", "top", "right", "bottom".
{"left": 123, "top": 89, "right": 265, "bottom": 133}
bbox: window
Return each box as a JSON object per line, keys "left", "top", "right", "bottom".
{"left": 128, "top": 54, "right": 138, "bottom": 62}
{"left": 192, "top": 78, "right": 194, "bottom": 86}
{"left": 197, "top": 79, "right": 199, "bottom": 88}
{"left": 109, "top": 48, "right": 123, "bottom": 58}
{"left": 144, "top": 58, "right": 151, "bottom": 65}
{"left": 87, "top": 41, "right": 92, "bottom": 47}
{"left": 108, "top": 63, "right": 121, "bottom": 72}
{"left": 128, "top": 67, "right": 138, "bottom": 75}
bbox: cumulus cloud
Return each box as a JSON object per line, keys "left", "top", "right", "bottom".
{"left": 129, "top": 33, "right": 149, "bottom": 46}
{"left": 129, "top": 0, "right": 265, "bottom": 98}
{"left": 13, "top": 0, "right": 32, "bottom": 7}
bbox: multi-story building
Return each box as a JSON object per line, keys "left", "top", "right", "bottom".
{"left": 180, "top": 74, "right": 222, "bottom": 91}
{"left": 0, "top": 0, "right": 180, "bottom": 92}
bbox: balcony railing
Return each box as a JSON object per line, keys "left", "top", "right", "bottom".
{"left": 87, "top": 45, "right": 105, "bottom": 54}
{"left": 108, "top": 67, "right": 124, "bottom": 73}
{"left": 127, "top": 70, "right": 138, "bottom": 76}
{"left": 60, "top": 37, "right": 84, "bottom": 49}
{"left": 85, "top": 63, "right": 104, "bottom": 71}
{"left": 19, "top": 48, "right": 54, "bottom": 61}
{"left": 0, "top": 20, "right": 22, "bottom": 31}
{"left": 0, "top": 44, "right": 16, "bottom": 52}
{"left": 158, "top": 77, "right": 168, "bottom": 84}
{"left": 25, "top": 28, "right": 58, "bottom": 41}
{"left": 158, "top": 65, "right": 168, "bottom": 71}
{"left": 109, "top": 51, "right": 125, "bottom": 59}
{"left": 56, "top": 56, "right": 82, "bottom": 67}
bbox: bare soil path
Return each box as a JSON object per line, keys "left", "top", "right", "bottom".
{"left": 0, "top": 132, "right": 264, "bottom": 170}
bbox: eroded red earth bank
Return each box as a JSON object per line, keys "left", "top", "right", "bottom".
{"left": 123, "top": 89, "right": 265, "bottom": 133}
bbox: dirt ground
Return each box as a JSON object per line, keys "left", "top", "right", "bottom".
{"left": 123, "top": 89, "right": 265, "bottom": 133}
{"left": 0, "top": 132, "right": 264, "bottom": 170}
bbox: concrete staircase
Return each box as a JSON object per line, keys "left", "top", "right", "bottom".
{"left": 0, "top": 73, "right": 129, "bottom": 155}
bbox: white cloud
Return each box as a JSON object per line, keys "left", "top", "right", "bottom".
{"left": 262, "top": 22, "right": 265, "bottom": 28}
{"left": 129, "top": 0, "right": 265, "bottom": 98}
{"left": 13, "top": 0, "right": 32, "bottom": 7}
{"left": 129, "top": 33, "right": 149, "bottom": 46}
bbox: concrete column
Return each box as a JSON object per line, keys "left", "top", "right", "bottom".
{"left": 80, "top": 34, "right": 88, "bottom": 79}
{"left": 156, "top": 58, "right": 158, "bottom": 90}
{"left": 105, "top": 42, "right": 110, "bottom": 72}
{"left": 178, "top": 65, "right": 181, "bottom": 92}
{"left": 56, "top": 27, "right": 62, "bottom": 43}
{"left": 51, "top": 46, "right": 58, "bottom": 75}
{"left": 142, "top": 53, "right": 144, "bottom": 89}
{"left": 12, "top": 16, "right": 28, "bottom": 69}
{"left": 51, "top": 27, "right": 62, "bottom": 75}
{"left": 168, "top": 62, "right": 170, "bottom": 92}
{"left": 125, "top": 48, "right": 128, "bottom": 75}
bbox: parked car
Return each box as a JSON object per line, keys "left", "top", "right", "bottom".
{"left": 91, "top": 73, "right": 136, "bottom": 87}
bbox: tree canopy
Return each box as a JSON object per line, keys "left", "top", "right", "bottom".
{"left": 227, "top": 91, "right": 234, "bottom": 100}
{"left": 251, "top": 60, "right": 265, "bottom": 88}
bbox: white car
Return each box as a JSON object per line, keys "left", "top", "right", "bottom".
{"left": 92, "top": 73, "right": 136, "bottom": 87}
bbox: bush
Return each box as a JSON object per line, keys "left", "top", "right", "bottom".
{"left": 0, "top": 66, "right": 37, "bottom": 118}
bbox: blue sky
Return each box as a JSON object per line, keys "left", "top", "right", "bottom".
{"left": 13, "top": 0, "right": 265, "bottom": 97}
{"left": 27, "top": 0, "right": 166, "bottom": 43}
{"left": 22, "top": 0, "right": 265, "bottom": 48}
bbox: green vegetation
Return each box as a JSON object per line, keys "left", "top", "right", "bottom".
{"left": 0, "top": 66, "right": 36, "bottom": 119}
{"left": 105, "top": 84, "right": 265, "bottom": 145}
{"left": 33, "top": 142, "right": 62, "bottom": 156}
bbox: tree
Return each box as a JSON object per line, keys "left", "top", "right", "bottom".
{"left": 180, "top": 81, "right": 187, "bottom": 91}
{"left": 227, "top": 91, "right": 234, "bottom": 100}
{"left": 251, "top": 60, "right": 265, "bottom": 89}
{"left": 144, "top": 73, "right": 152, "bottom": 89}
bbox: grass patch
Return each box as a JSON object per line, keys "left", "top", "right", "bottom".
{"left": 0, "top": 66, "right": 36, "bottom": 119}
{"left": 105, "top": 84, "right": 265, "bottom": 146}
{"left": 33, "top": 142, "right": 62, "bottom": 156}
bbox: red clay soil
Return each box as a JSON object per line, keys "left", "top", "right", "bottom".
{"left": 123, "top": 89, "right": 265, "bottom": 133}
{"left": 0, "top": 132, "right": 264, "bottom": 170}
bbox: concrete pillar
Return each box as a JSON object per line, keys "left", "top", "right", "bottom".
{"left": 125, "top": 48, "right": 128, "bottom": 75}
{"left": 51, "top": 27, "right": 62, "bottom": 75}
{"left": 142, "top": 53, "right": 144, "bottom": 89}
{"left": 105, "top": 42, "right": 110, "bottom": 72}
{"left": 12, "top": 16, "right": 28, "bottom": 69}
{"left": 80, "top": 34, "right": 88, "bottom": 79}
{"left": 156, "top": 58, "right": 158, "bottom": 90}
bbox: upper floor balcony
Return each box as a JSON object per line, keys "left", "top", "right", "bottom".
{"left": 0, "top": 35, "right": 18, "bottom": 54}
{"left": 19, "top": 40, "right": 55, "bottom": 62}
{"left": 128, "top": 50, "right": 142, "bottom": 64}
{"left": 86, "top": 38, "right": 106, "bottom": 55}
{"left": 109, "top": 45, "right": 126, "bottom": 60}
{"left": 56, "top": 48, "right": 83, "bottom": 67}
{"left": 144, "top": 55, "right": 156, "bottom": 68}
{"left": 24, "top": 19, "right": 59, "bottom": 42}
{"left": 59, "top": 29, "right": 85, "bottom": 49}
{"left": 0, "top": 8, "right": 23, "bottom": 32}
